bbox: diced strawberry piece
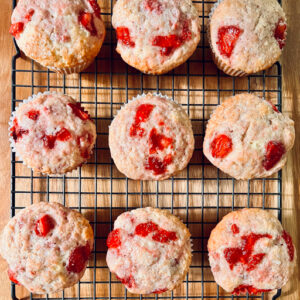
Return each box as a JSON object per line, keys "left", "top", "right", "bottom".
{"left": 130, "top": 104, "right": 155, "bottom": 137}
{"left": 10, "top": 119, "right": 29, "bottom": 141}
{"left": 152, "top": 35, "right": 181, "bottom": 56}
{"left": 274, "top": 19, "right": 287, "bottom": 50}
{"left": 210, "top": 134, "right": 233, "bottom": 159}
{"left": 232, "top": 285, "right": 271, "bottom": 295}
{"left": 153, "top": 288, "right": 168, "bottom": 294}
{"left": 9, "top": 22, "right": 24, "bottom": 39}
{"left": 27, "top": 109, "right": 40, "bottom": 120}
{"left": 89, "top": 0, "right": 101, "bottom": 18}
{"left": 135, "top": 221, "right": 159, "bottom": 237}
{"left": 80, "top": 149, "right": 90, "bottom": 159}
{"left": 231, "top": 224, "right": 239, "bottom": 234}
{"left": 78, "top": 12, "right": 97, "bottom": 36}
{"left": 262, "top": 141, "right": 285, "bottom": 171}
{"left": 217, "top": 26, "right": 243, "bottom": 58}
{"left": 7, "top": 269, "right": 20, "bottom": 285}
{"left": 56, "top": 128, "right": 72, "bottom": 141}
{"left": 152, "top": 228, "right": 177, "bottom": 243}
{"left": 116, "top": 27, "right": 135, "bottom": 47}
{"left": 246, "top": 253, "right": 266, "bottom": 271}
{"left": 144, "top": 0, "right": 162, "bottom": 14}
{"left": 152, "top": 20, "right": 191, "bottom": 56}
{"left": 107, "top": 228, "right": 122, "bottom": 248}
{"left": 224, "top": 233, "right": 272, "bottom": 271}
{"left": 25, "top": 9, "right": 35, "bottom": 22}
{"left": 149, "top": 128, "right": 173, "bottom": 154}
{"left": 34, "top": 214, "right": 55, "bottom": 237}
{"left": 181, "top": 20, "right": 191, "bottom": 41}
{"left": 145, "top": 156, "right": 166, "bottom": 175}
{"left": 68, "top": 102, "right": 90, "bottom": 121}
{"left": 268, "top": 101, "right": 279, "bottom": 113}
{"left": 66, "top": 243, "right": 91, "bottom": 273}
{"left": 42, "top": 135, "right": 56, "bottom": 149}
{"left": 282, "top": 230, "right": 294, "bottom": 261}
{"left": 117, "top": 274, "right": 136, "bottom": 288}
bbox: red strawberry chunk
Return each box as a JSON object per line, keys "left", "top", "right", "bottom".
{"left": 68, "top": 102, "right": 90, "bottom": 120}
{"left": 144, "top": 0, "right": 162, "bottom": 14}
{"left": 27, "top": 109, "right": 40, "bottom": 120}
{"left": 107, "top": 228, "right": 122, "bottom": 248}
{"left": 152, "top": 20, "right": 191, "bottom": 56}
{"left": 262, "top": 141, "right": 285, "bottom": 171}
{"left": 117, "top": 275, "right": 136, "bottom": 288}
{"left": 79, "top": 12, "right": 97, "bottom": 36}
{"left": 89, "top": 0, "right": 101, "bottom": 18}
{"left": 10, "top": 119, "right": 29, "bottom": 142}
{"left": 34, "top": 214, "right": 55, "bottom": 237}
{"left": 43, "top": 135, "right": 56, "bottom": 149}
{"left": 217, "top": 26, "right": 243, "bottom": 58}
{"left": 9, "top": 22, "right": 24, "bottom": 39}
{"left": 152, "top": 229, "right": 177, "bottom": 243}
{"left": 153, "top": 288, "right": 168, "bottom": 294}
{"left": 8, "top": 269, "right": 20, "bottom": 285}
{"left": 25, "top": 9, "right": 35, "bottom": 22}
{"left": 210, "top": 134, "right": 233, "bottom": 159}
{"left": 116, "top": 27, "right": 135, "bottom": 47}
{"left": 145, "top": 155, "right": 173, "bottom": 175}
{"left": 282, "top": 230, "right": 294, "bottom": 261}
{"left": 274, "top": 19, "right": 286, "bottom": 50}
{"left": 231, "top": 224, "right": 239, "bottom": 234}
{"left": 232, "top": 285, "right": 271, "bottom": 295}
{"left": 149, "top": 128, "right": 173, "bottom": 154}
{"left": 56, "top": 128, "right": 72, "bottom": 141}
{"left": 135, "top": 221, "right": 159, "bottom": 237}
{"left": 67, "top": 243, "right": 91, "bottom": 273}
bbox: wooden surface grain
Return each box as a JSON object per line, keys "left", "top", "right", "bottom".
{"left": 0, "top": 0, "right": 299, "bottom": 299}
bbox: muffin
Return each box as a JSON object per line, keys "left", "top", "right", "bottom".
{"left": 109, "top": 94, "right": 194, "bottom": 180}
{"left": 9, "top": 0, "right": 106, "bottom": 74}
{"left": 112, "top": 0, "right": 201, "bottom": 74}
{"left": 209, "top": 0, "right": 287, "bottom": 76}
{"left": 0, "top": 202, "right": 94, "bottom": 294}
{"left": 203, "top": 93, "right": 295, "bottom": 180}
{"left": 9, "top": 92, "right": 97, "bottom": 174}
{"left": 208, "top": 208, "right": 296, "bottom": 295}
{"left": 106, "top": 207, "right": 192, "bottom": 294}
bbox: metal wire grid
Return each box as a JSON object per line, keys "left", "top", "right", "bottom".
{"left": 10, "top": 0, "right": 283, "bottom": 299}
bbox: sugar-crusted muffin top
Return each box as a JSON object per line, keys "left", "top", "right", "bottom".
{"left": 0, "top": 202, "right": 94, "bottom": 294}
{"left": 109, "top": 94, "right": 194, "bottom": 180}
{"left": 10, "top": 0, "right": 106, "bottom": 69}
{"left": 208, "top": 209, "right": 296, "bottom": 294}
{"left": 106, "top": 207, "right": 192, "bottom": 294}
{"left": 209, "top": 0, "right": 286, "bottom": 74}
{"left": 203, "top": 93, "right": 295, "bottom": 179}
{"left": 10, "top": 92, "right": 97, "bottom": 174}
{"left": 112, "top": 0, "right": 200, "bottom": 74}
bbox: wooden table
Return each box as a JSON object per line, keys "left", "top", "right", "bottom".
{"left": 0, "top": 0, "right": 299, "bottom": 299}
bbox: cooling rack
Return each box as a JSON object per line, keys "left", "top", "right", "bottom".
{"left": 11, "top": 0, "right": 283, "bottom": 299}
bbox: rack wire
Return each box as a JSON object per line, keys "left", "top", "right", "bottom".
{"left": 11, "top": 0, "right": 283, "bottom": 299}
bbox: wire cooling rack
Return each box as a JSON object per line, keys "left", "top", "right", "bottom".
{"left": 11, "top": 0, "right": 283, "bottom": 299}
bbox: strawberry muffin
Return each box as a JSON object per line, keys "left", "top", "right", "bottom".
{"left": 9, "top": 92, "right": 96, "bottom": 174}
{"left": 0, "top": 202, "right": 94, "bottom": 294}
{"left": 209, "top": 0, "right": 287, "bottom": 76}
{"left": 106, "top": 207, "right": 192, "bottom": 294}
{"left": 112, "top": 0, "right": 201, "bottom": 74}
{"left": 208, "top": 209, "right": 296, "bottom": 295}
{"left": 9, "top": 0, "right": 106, "bottom": 74}
{"left": 109, "top": 94, "right": 194, "bottom": 180}
{"left": 203, "top": 93, "right": 295, "bottom": 180}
